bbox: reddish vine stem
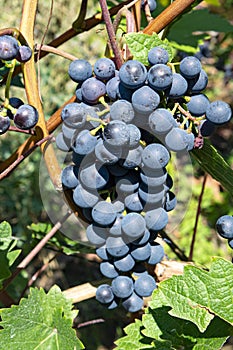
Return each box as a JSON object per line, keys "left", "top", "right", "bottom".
{"left": 99, "top": 0, "right": 124, "bottom": 69}
{"left": 0, "top": 212, "right": 72, "bottom": 296}
{"left": 19, "top": 252, "right": 61, "bottom": 301}
{"left": 0, "top": 135, "right": 54, "bottom": 181}
{"left": 188, "top": 174, "right": 208, "bottom": 261}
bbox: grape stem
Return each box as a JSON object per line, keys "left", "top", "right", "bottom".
{"left": 143, "top": 0, "right": 197, "bottom": 34}
{"left": 35, "top": 44, "right": 77, "bottom": 61}
{"left": 99, "top": 0, "right": 124, "bottom": 69}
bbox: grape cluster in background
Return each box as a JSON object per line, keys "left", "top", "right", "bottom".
{"left": 55, "top": 45, "right": 232, "bottom": 312}
{"left": 0, "top": 34, "right": 38, "bottom": 133}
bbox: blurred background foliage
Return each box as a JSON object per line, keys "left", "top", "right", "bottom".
{"left": 0, "top": 0, "right": 233, "bottom": 349}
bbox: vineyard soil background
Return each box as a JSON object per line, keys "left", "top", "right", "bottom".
{"left": 0, "top": 0, "right": 233, "bottom": 349}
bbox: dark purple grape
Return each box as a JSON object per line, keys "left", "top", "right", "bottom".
{"left": 0, "top": 35, "right": 19, "bottom": 60}
{"left": 148, "top": 46, "right": 169, "bottom": 65}
{"left": 13, "top": 104, "right": 38, "bottom": 130}
{"left": 134, "top": 274, "right": 156, "bottom": 297}
{"left": 103, "top": 120, "right": 129, "bottom": 147}
{"left": 166, "top": 73, "right": 188, "bottom": 98}
{"left": 132, "top": 86, "right": 160, "bottom": 115}
{"left": 179, "top": 56, "right": 202, "bottom": 78}
{"left": 119, "top": 60, "right": 147, "bottom": 89}
{"left": 205, "top": 100, "right": 232, "bottom": 125}
{"left": 122, "top": 292, "right": 143, "bottom": 312}
{"left": 7, "top": 97, "right": 24, "bottom": 119}
{"left": 94, "top": 57, "right": 116, "bottom": 81}
{"left": 141, "top": 0, "right": 157, "bottom": 12}
{"left": 68, "top": 59, "right": 93, "bottom": 83}
{"left": 111, "top": 276, "right": 134, "bottom": 298}
{"left": 81, "top": 77, "right": 106, "bottom": 104}
{"left": 16, "top": 45, "right": 32, "bottom": 63}
{"left": 187, "top": 94, "right": 210, "bottom": 116}
{"left": 216, "top": 215, "right": 233, "bottom": 239}
{"left": 0, "top": 115, "right": 10, "bottom": 134}
{"left": 148, "top": 64, "right": 173, "bottom": 91}
{"left": 96, "top": 284, "right": 114, "bottom": 304}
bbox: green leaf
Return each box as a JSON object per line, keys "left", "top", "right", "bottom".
{"left": 0, "top": 221, "right": 21, "bottom": 289}
{"left": 125, "top": 33, "right": 175, "bottom": 66}
{"left": 167, "top": 9, "right": 233, "bottom": 47}
{"left": 149, "top": 257, "right": 233, "bottom": 332}
{"left": 0, "top": 285, "right": 84, "bottom": 350}
{"left": 204, "top": 0, "right": 221, "bottom": 6}
{"left": 28, "top": 222, "right": 93, "bottom": 255}
{"left": 191, "top": 140, "right": 233, "bottom": 196}
{"left": 115, "top": 258, "right": 233, "bottom": 349}
{"left": 114, "top": 319, "right": 157, "bottom": 349}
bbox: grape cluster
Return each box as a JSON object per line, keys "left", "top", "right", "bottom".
{"left": 56, "top": 46, "right": 232, "bottom": 312}
{"left": 0, "top": 35, "right": 37, "bottom": 134}
{"left": 216, "top": 215, "right": 233, "bottom": 251}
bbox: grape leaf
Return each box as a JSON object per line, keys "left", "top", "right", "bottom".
{"left": 167, "top": 9, "right": 233, "bottom": 47}
{"left": 0, "top": 285, "right": 84, "bottom": 350}
{"left": 191, "top": 139, "right": 233, "bottom": 196}
{"left": 148, "top": 257, "right": 233, "bottom": 332}
{"left": 0, "top": 221, "right": 21, "bottom": 289}
{"left": 115, "top": 258, "right": 233, "bottom": 349}
{"left": 125, "top": 33, "right": 175, "bottom": 66}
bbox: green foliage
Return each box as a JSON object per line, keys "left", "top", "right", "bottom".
{"left": 115, "top": 258, "right": 233, "bottom": 349}
{"left": 191, "top": 140, "right": 233, "bottom": 196}
{"left": 0, "top": 221, "right": 21, "bottom": 289}
{"left": 167, "top": 9, "right": 233, "bottom": 47}
{"left": 0, "top": 285, "right": 84, "bottom": 350}
{"left": 125, "top": 33, "right": 175, "bottom": 66}
{"left": 28, "top": 222, "right": 94, "bottom": 255}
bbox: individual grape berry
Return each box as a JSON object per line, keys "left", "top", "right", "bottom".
{"left": 141, "top": 0, "right": 157, "bottom": 12}
{"left": 0, "top": 115, "right": 10, "bottom": 135}
{"left": 0, "top": 35, "right": 19, "bottom": 60}
{"left": 92, "top": 201, "right": 117, "bottom": 226}
{"left": 216, "top": 215, "right": 233, "bottom": 239}
{"left": 61, "top": 102, "right": 87, "bottom": 129}
{"left": 68, "top": 59, "right": 93, "bottom": 83}
{"left": 127, "top": 124, "right": 141, "bottom": 148}
{"left": 199, "top": 119, "right": 216, "bottom": 137}
{"left": 94, "top": 57, "right": 116, "bottom": 81}
{"left": 120, "top": 145, "right": 143, "bottom": 169}
{"left": 205, "top": 100, "right": 232, "bottom": 125}
{"left": 72, "top": 129, "right": 98, "bottom": 155}
{"left": 100, "top": 261, "right": 119, "bottom": 278}
{"left": 16, "top": 45, "right": 32, "bottom": 63}
{"left": 121, "top": 212, "right": 146, "bottom": 239}
{"left": 124, "top": 192, "right": 143, "bottom": 212}
{"left": 119, "top": 60, "right": 147, "bottom": 89}
{"left": 111, "top": 276, "right": 134, "bottom": 298}
{"left": 103, "top": 120, "right": 129, "bottom": 147}
{"left": 166, "top": 73, "right": 188, "bottom": 98}
{"left": 188, "top": 69, "right": 208, "bottom": 93}
{"left": 114, "top": 253, "right": 135, "bottom": 272}
{"left": 81, "top": 77, "right": 106, "bottom": 104}
{"left": 179, "top": 56, "right": 202, "bottom": 78}
{"left": 13, "top": 104, "right": 38, "bottom": 130}
{"left": 73, "top": 184, "right": 99, "bottom": 209}
{"left": 147, "top": 242, "right": 165, "bottom": 265}
{"left": 142, "top": 143, "right": 170, "bottom": 170}
{"left": 145, "top": 207, "right": 168, "bottom": 231}
{"left": 55, "top": 132, "right": 71, "bottom": 152}
{"left": 131, "top": 242, "right": 151, "bottom": 261}
{"left": 134, "top": 274, "right": 157, "bottom": 297}
{"left": 61, "top": 164, "right": 79, "bottom": 189}
{"left": 122, "top": 292, "right": 143, "bottom": 312}
{"left": 7, "top": 97, "right": 24, "bottom": 119}
{"left": 131, "top": 86, "right": 160, "bottom": 115}
{"left": 106, "top": 76, "right": 120, "bottom": 100}
{"left": 148, "top": 64, "right": 173, "bottom": 91}
{"left": 228, "top": 238, "right": 233, "bottom": 250}
{"left": 165, "top": 127, "right": 194, "bottom": 152}
{"left": 187, "top": 94, "right": 210, "bottom": 116}
{"left": 148, "top": 46, "right": 169, "bottom": 65}
{"left": 96, "top": 284, "right": 114, "bottom": 304}
{"left": 106, "top": 236, "right": 130, "bottom": 258}
{"left": 79, "top": 162, "right": 109, "bottom": 190}
{"left": 86, "top": 223, "right": 107, "bottom": 246}
{"left": 149, "top": 108, "right": 177, "bottom": 135}
{"left": 110, "top": 100, "right": 135, "bottom": 123}
{"left": 164, "top": 191, "right": 177, "bottom": 212}
{"left": 95, "top": 139, "right": 122, "bottom": 165}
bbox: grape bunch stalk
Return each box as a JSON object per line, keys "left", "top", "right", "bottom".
{"left": 0, "top": 34, "right": 38, "bottom": 134}
{"left": 56, "top": 46, "right": 232, "bottom": 312}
